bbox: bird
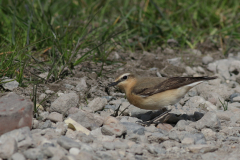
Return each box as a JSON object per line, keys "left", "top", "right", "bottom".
{"left": 108, "top": 73, "right": 217, "bottom": 125}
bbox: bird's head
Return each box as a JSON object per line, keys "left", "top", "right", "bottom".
{"left": 108, "top": 73, "right": 136, "bottom": 92}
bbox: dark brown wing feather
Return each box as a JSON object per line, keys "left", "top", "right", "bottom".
{"left": 132, "top": 76, "right": 217, "bottom": 97}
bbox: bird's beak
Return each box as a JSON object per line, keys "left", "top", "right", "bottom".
{"left": 108, "top": 81, "right": 119, "bottom": 87}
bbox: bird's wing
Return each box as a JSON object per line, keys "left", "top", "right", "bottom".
{"left": 132, "top": 76, "right": 216, "bottom": 97}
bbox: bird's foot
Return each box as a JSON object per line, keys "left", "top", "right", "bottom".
{"left": 136, "top": 109, "right": 172, "bottom": 127}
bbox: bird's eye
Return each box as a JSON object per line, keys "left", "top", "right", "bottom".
{"left": 122, "top": 75, "right": 128, "bottom": 80}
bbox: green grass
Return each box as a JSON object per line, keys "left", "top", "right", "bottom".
{"left": 0, "top": 0, "right": 240, "bottom": 85}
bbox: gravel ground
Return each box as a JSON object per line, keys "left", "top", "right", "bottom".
{"left": 0, "top": 48, "right": 240, "bottom": 160}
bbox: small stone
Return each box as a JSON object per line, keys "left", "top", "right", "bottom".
{"left": 64, "top": 84, "right": 74, "bottom": 90}
{"left": 175, "top": 120, "right": 190, "bottom": 131}
{"left": 87, "top": 97, "right": 107, "bottom": 112}
{"left": 75, "top": 78, "right": 88, "bottom": 92}
{"left": 121, "top": 122, "right": 145, "bottom": 134}
{"left": 39, "top": 93, "right": 47, "bottom": 102}
{"left": 1, "top": 78, "right": 19, "bottom": 91}
{"left": 148, "top": 132, "right": 167, "bottom": 143}
{"left": 167, "top": 58, "right": 181, "bottom": 66}
{"left": 47, "top": 112, "right": 63, "bottom": 122}
{"left": 101, "top": 123, "right": 126, "bottom": 137}
{"left": 188, "top": 144, "right": 218, "bottom": 153}
{"left": 39, "top": 111, "right": 49, "bottom": 121}
{"left": 196, "top": 112, "right": 221, "bottom": 130}
{"left": 233, "top": 96, "right": 240, "bottom": 102}
{"left": 0, "top": 137, "right": 18, "bottom": 159}
{"left": 216, "top": 111, "right": 233, "bottom": 121}
{"left": 186, "top": 66, "right": 197, "bottom": 76}
{"left": 156, "top": 123, "right": 173, "bottom": 132}
{"left": 0, "top": 127, "right": 33, "bottom": 149}
{"left": 57, "top": 136, "right": 81, "bottom": 150}
{"left": 181, "top": 137, "right": 194, "bottom": 145}
{"left": 76, "top": 133, "right": 94, "bottom": 143}
{"left": 11, "top": 153, "right": 26, "bottom": 160}
{"left": 102, "top": 142, "right": 115, "bottom": 150}
{"left": 190, "top": 49, "right": 202, "bottom": 56}
{"left": 55, "top": 122, "right": 68, "bottom": 135}
{"left": 76, "top": 151, "right": 97, "bottom": 160}
{"left": 50, "top": 93, "right": 79, "bottom": 114}
{"left": 69, "top": 148, "right": 80, "bottom": 156}
{"left": 167, "top": 39, "right": 178, "bottom": 46}
{"left": 39, "top": 120, "right": 52, "bottom": 129}
{"left": 69, "top": 110, "right": 104, "bottom": 130}
{"left": 201, "top": 128, "right": 216, "bottom": 140}
{"left": 45, "top": 90, "right": 54, "bottom": 94}
{"left": 202, "top": 55, "right": 213, "bottom": 65}
{"left": 103, "top": 116, "right": 120, "bottom": 125}
{"left": 32, "top": 119, "right": 39, "bottom": 129}
{"left": 23, "top": 148, "right": 44, "bottom": 160}
{"left": 0, "top": 92, "right": 33, "bottom": 135}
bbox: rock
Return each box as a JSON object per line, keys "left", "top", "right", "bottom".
{"left": 181, "top": 137, "right": 194, "bottom": 145}
{"left": 156, "top": 123, "right": 173, "bottom": 132}
{"left": 45, "top": 146, "right": 67, "bottom": 159}
{"left": 102, "top": 142, "right": 115, "bottom": 150}
{"left": 76, "top": 133, "right": 94, "bottom": 143}
{"left": 45, "top": 89, "right": 54, "bottom": 94}
{"left": 185, "top": 66, "right": 197, "bottom": 76}
{"left": 39, "top": 93, "right": 47, "bottom": 102}
{"left": 190, "top": 49, "right": 202, "bottom": 56}
{"left": 196, "top": 112, "right": 221, "bottom": 130}
{"left": 47, "top": 112, "right": 63, "bottom": 122}
{"left": 64, "top": 84, "right": 74, "bottom": 90}
{"left": 69, "top": 110, "right": 104, "bottom": 130}
{"left": 11, "top": 152, "right": 26, "bottom": 160}
{"left": 87, "top": 97, "right": 107, "bottom": 112}
{"left": 188, "top": 144, "right": 218, "bottom": 153}
{"left": 23, "top": 148, "right": 44, "bottom": 160}
{"left": 76, "top": 151, "right": 98, "bottom": 160}
{"left": 1, "top": 78, "right": 19, "bottom": 90}
{"left": 201, "top": 128, "right": 216, "bottom": 140}
{"left": 75, "top": 77, "right": 88, "bottom": 92}
{"left": 230, "top": 93, "right": 240, "bottom": 103}
{"left": 202, "top": 55, "right": 213, "bottom": 65}
{"left": 55, "top": 122, "right": 68, "bottom": 135}
{"left": 38, "top": 120, "right": 52, "bottom": 129}
{"left": 101, "top": 123, "right": 126, "bottom": 137}
{"left": 39, "top": 111, "right": 49, "bottom": 121}
{"left": 196, "top": 66, "right": 205, "bottom": 73}
{"left": 216, "top": 111, "right": 233, "bottom": 121}
{"left": 0, "top": 137, "right": 18, "bottom": 159}
{"left": 201, "top": 153, "right": 220, "bottom": 160}
{"left": 57, "top": 136, "right": 81, "bottom": 150}
{"left": 147, "top": 132, "right": 167, "bottom": 143}
{"left": 50, "top": 92, "right": 79, "bottom": 114}
{"left": 196, "top": 83, "right": 234, "bottom": 104}
{"left": 233, "top": 96, "right": 240, "bottom": 102}
{"left": 167, "top": 58, "right": 181, "bottom": 66}
{"left": 175, "top": 120, "right": 191, "bottom": 131}
{"left": 69, "top": 147, "right": 80, "bottom": 156}
{"left": 121, "top": 122, "right": 145, "bottom": 134}
{"left": 0, "top": 92, "right": 33, "bottom": 135}
{"left": 103, "top": 116, "right": 120, "bottom": 125}
{"left": 0, "top": 127, "right": 33, "bottom": 149}
{"left": 183, "top": 133, "right": 206, "bottom": 144}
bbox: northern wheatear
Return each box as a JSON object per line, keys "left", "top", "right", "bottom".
{"left": 109, "top": 73, "right": 217, "bottom": 125}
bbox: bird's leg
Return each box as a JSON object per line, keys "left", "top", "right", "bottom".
{"left": 113, "top": 104, "right": 121, "bottom": 117}
{"left": 119, "top": 104, "right": 131, "bottom": 116}
{"left": 136, "top": 109, "right": 172, "bottom": 127}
